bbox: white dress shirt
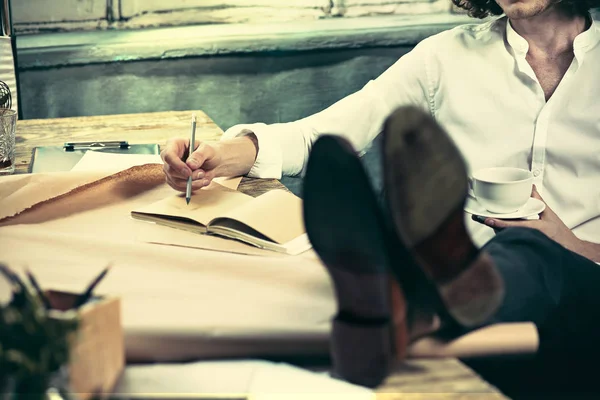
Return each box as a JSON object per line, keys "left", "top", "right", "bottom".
{"left": 222, "top": 16, "right": 600, "bottom": 248}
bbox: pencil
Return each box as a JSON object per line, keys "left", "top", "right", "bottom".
{"left": 186, "top": 114, "right": 197, "bottom": 205}
{"left": 74, "top": 264, "right": 112, "bottom": 308}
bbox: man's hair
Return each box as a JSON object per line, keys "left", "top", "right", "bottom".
{"left": 452, "top": 0, "right": 600, "bottom": 19}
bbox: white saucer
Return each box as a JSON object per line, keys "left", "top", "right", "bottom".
{"left": 464, "top": 197, "right": 546, "bottom": 219}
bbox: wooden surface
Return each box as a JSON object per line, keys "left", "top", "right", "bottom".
{"left": 377, "top": 359, "right": 507, "bottom": 398}
{"left": 14, "top": 110, "right": 282, "bottom": 197}
{"left": 14, "top": 111, "right": 507, "bottom": 399}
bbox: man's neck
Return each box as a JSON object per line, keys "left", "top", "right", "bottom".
{"left": 509, "top": 8, "right": 588, "bottom": 55}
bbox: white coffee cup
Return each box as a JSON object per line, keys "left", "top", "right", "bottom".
{"left": 471, "top": 167, "right": 533, "bottom": 214}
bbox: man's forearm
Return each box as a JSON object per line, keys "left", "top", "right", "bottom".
{"left": 213, "top": 133, "right": 258, "bottom": 178}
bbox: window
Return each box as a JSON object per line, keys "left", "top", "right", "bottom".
{"left": 14, "top": 0, "right": 454, "bottom": 34}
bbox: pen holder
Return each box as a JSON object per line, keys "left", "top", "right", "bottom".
{"left": 46, "top": 290, "right": 125, "bottom": 400}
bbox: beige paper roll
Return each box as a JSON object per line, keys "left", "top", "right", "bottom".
{"left": 408, "top": 322, "right": 539, "bottom": 358}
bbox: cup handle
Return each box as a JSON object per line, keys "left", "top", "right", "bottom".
{"left": 467, "top": 177, "right": 476, "bottom": 199}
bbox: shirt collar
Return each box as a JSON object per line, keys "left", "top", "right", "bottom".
{"left": 505, "top": 14, "right": 600, "bottom": 56}
{"left": 505, "top": 17, "right": 529, "bottom": 55}
{"left": 573, "top": 16, "right": 600, "bottom": 52}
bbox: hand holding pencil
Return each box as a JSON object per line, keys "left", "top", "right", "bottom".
{"left": 160, "top": 112, "right": 260, "bottom": 196}
{"left": 160, "top": 114, "right": 224, "bottom": 196}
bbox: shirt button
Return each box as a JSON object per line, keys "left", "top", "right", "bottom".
{"left": 533, "top": 170, "right": 541, "bottom": 177}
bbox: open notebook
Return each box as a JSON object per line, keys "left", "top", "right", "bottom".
{"left": 131, "top": 187, "right": 312, "bottom": 255}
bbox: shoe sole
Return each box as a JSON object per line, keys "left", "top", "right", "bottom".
{"left": 383, "top": 106, "right": 504, "bottom": 327}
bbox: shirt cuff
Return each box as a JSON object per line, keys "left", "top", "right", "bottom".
{"left": 221, "top": 123, "right": 283, "bottom": 179}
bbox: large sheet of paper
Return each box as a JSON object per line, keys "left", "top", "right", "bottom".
{"left": 0, "top": 165, "right": 333, "bottom": 362}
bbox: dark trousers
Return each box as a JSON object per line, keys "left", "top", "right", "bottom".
{"left": 465, "top": 227, "right": 600, "bottom": 399}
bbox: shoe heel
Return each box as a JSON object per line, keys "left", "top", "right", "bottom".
{"left": 330, "top": 275, "right": 410, "bottom": 388}
{"left": 330, "top": 317, "right": 394, "bottom": 388}
{"left": 303, "top": 135, "right": 411, "bottom": 387}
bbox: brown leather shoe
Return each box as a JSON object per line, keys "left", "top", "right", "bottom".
{"left": 303, "top": 135, "right": 443, "bottom": 387}
{"left": 382, "top": 105, "right": 504, "bottom": 328}
{"left": 303, "top": 135, "right": 398, "bottom": 387}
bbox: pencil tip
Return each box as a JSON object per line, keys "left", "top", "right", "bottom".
{"left": 192, "top": 113, "right": 197, "bottom": 123}
{"left": 186, "top": 197, "right": 191, "bottom": 205}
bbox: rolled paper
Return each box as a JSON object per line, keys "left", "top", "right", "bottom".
{"left": 408, "top": 322, "right": 539, "bottom": 358}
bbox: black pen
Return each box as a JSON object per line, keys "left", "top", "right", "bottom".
{"left": 26, "top": 269, "right": 52, "bottom": 310}
{"left": 75, "top": 265, "right": 112, "bottom": 308}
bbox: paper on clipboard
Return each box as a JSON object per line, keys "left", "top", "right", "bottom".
{"left": 71, "top": 151, "right": 163, "bottom": 172}
{"left": 29, "top": 143, "right": 161, "bottom": 174}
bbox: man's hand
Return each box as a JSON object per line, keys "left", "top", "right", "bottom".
{"left": 474, "top": 185, "right": 583, "bottom": 253}
{"left": 160, "top": 134, "right": 259, "bottom": 192}
{"left": 161, "top": 138, "right": 223, "bottom": 192}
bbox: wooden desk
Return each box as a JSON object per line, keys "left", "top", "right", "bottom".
{"left": 14, "top": 111, "right": 507, "bottom": 399}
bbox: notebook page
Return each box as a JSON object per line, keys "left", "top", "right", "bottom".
{"left": 132, "top": 185, "right": 253, "bottom": 226}
{"left": 211, "top": 189, "right": 305, "bottom": 244}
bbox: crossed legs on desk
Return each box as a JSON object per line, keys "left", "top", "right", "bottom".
{"left": 302, "top": 105, "right": 600, "bottom": 392}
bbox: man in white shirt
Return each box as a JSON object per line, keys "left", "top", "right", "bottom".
{"left": 161, "top": 0, "right": 600, "bottom": 395}
{"left": 161, "top": 0, "right": 600, "bottom": 261}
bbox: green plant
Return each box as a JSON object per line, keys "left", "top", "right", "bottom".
{"left": 0, "top": 265, "right": 79, "bottom": 398}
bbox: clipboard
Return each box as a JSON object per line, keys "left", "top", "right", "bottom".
{"left": 29, "top": 141, "right": 160, "bottom": 173}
